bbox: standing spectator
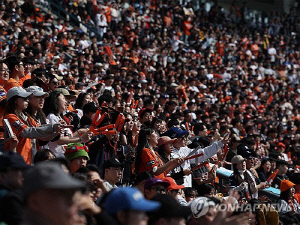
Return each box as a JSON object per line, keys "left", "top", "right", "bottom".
{"left": 4, "top": 87, "right": 61, "bottom": 164}
{"left": 4, "top": 55, "right": 24, "bottom": 91}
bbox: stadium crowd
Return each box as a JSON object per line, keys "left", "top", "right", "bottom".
{"left": 0, "top": 0, "right": 300, "bottom": 224}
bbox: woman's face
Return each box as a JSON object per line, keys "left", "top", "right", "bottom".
{"left": 15, "top": 96, "right": 29, "bottom": 110}
{"left": 29, "top": 95, "right": 46, "bottom": 110}
{"left": 125, "top": 115, "right": 134, "bottom": 131}
{"left": 82, "top": 94, "right": 92, "bottom": 107}
{"left": 236, "top": 160, "right": 246, "bottom": 170}
{"left": 58, "top": 94, "right": 67, "bottom": 113}
{"left": 262, "top": 161, "right": 271, "bottom": 173}
{"left": 0, "top": 63, "right": 9, "bottom": 81}
{"left": 148, "top": 132, "right": 158, "bottom": 148}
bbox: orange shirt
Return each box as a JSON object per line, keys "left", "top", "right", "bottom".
{"left": 19, "top": 74, "right": 31, "bottom": 87}
{"left": 4, "top": 113, "right": 38, "bottom": 164}
{"left": 0, "top": 85, "right": 6, "bottom": 139}
{"left": 4, "top": 78, "right": 20, "bottom": 91}
{"left": 139, "top": 148, "right": 166, "bottom": 179}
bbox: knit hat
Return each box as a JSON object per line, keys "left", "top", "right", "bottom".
{"left": 280, "top": 180, "right": 295, "bottom": 192}
{"left": 64, "top": 143, "right": 90, "bottom": 162}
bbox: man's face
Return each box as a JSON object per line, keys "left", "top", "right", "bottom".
{"left": 70, "top": 156, "right": 88, "bottom": 173}
{"left": 30, "top": 189, "right": 80, "bottom": 225}
{"left": 145, "top": 184, "right": 167, "bottom": 200}
{"left": 105, "top": 167, "right": 122, "bottom": 184}
{"left": 0, "top": 168, "right": 23, "bottom": 189}
{"left": 118, "top": 210, "right": 149, "bottom": 225}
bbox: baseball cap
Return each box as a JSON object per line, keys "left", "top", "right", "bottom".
{"left": 23, "top": 162, "right": 85, "bottom": 196}
{"left": 170, "top": 83, "right": 178, "bottom": 87}
{"left": 158, "top": 136, "right": 178, "bottom": 147}
{"left": 6, "top": 87, "right": 32, "bottom": 100}
{"left": 56, "top": 88, "right": 76, "bottom": 100}
{"left": 144, "top": 178, "right": 170, "bottom": 190}
{"left": 64, "top": 143, "right": 90, "bottom": 161}
{"left": 162, "top": 177, "right": 184, "bottom": 190}
{"left": 237, "top": 144, "right": 256, "bottom": 158}
{"left": 164, "top": 127, "right": 189, "bottom": 139}
{"left": 190, "top": 197, "right": 216, "bottom": 218}
{"left": 148, "top": 194, "right": 191, "bottom": 223}
{"left": 26, "top": 86, "right": 49, "bottom": 97}
{"left": 231, "top": 155, "right": 245, "bottom": 164}
{"left": 103, "top": 187, "right": 161, "bottom": 215}
{"left": 280, "top": 180, "right": 295, "bottom": 192}
{"left": 103, "top": 158, "right": 124, "bottom": 170}
{"left": 277, "top": 142, "right": 286, "bottom": 149}
{"left": 0, "top": 152, "right": 30, "bottom": 171}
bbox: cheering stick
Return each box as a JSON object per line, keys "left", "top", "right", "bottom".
{"left": 191, "top": 161, "right": 209, "bottom": 171}
{"left": 185, "top": 152, "right": 204, "bottom": 161}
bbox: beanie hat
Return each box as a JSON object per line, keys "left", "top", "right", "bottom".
{"left": 280, "top": 180, "right": 295, "bottom": 192}
{"left": 64, "top": 143, "right": 90, "bottom": 162}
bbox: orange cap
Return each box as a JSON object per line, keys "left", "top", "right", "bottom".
{"left": 163, "top": 177, "right": 184, "bottom": 191}
{"left": 280, "top": 180, "right": 295, "bottom": 192}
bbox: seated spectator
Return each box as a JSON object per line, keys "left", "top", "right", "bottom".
{"left": 64, "top": 143, "right": 90, "bottom": 173}
{"left": 102, "top": 158, "right": 124, "bottom": 191}
{"left": 229, "top": 155, "right": 258, "bottom": 200}
{"left": 0, "top": 152, "right": 29, "bottom": 225}
{"left": 163, "top": 177, "right": 185, "bottom": 202}
{"left": 256, "top": 158, "right": 272, "bottom": 182}
{"left": 148, "top": 194, "right": 191, "bottom": 225}
{"left": 102, "top": 187, "right": 160, "bottom": 225}
{"left": 133, "top": 171, "right": 153, "bottom": 194}
{"left": 183, "top": 187, "right": 198, "bottom": 202}
{"left": 22, "top": 162, "right": 85, "bottom": 225}
{"left": 277, "top": 180, "right": 300, "bottom": 215}
{"left": 144, "top": 178, "right": 170, "bottom": 200}
{"left": 273, "top": 160, "right": 289, "bottom": 189}
{"left": 33, "top": 148, "right": 56, "bottom": 164}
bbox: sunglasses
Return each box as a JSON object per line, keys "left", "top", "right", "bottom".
{"left": 150, "top": 187, "right": 167, "bottom": 194}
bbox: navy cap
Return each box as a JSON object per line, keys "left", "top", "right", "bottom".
{"left": 103, "top": 187, "right": 161, "bottom": 215}
{"left": 103, "top": 158, "right": 124, "bottom": 170}
{"left": 0, "top": 152, "right": 30, "bottom": 170}
{"left": 164, "top": 127, "right": 189, "bottom": 139}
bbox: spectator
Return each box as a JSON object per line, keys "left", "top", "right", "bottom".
{"left": 21, "top": 162, "right": 85, "bottom": 225}
{"left": 277, "top": 180, "right": 300, "bottom": 215}
{"left": 0, "top": 152, "right": 29, "bottom": 225}
{"left": 4, "top": 87, "right": 61, "bottom": 164}
{"left": 144, "top": 178, "right": 170, "bottom": 200}
{"left": 4, "top": 55, "right": 24, "bottom": 91}
{"left": 102, "top": 187, "right": 160, "bottom": 225}
{"left": 64, "top": 143, "right": 90, "bottom": 173}
{"left": 102, "top": 158, "right": 124, "bottom": 191}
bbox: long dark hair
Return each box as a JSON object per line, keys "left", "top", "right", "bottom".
{"left": 74, "top": 93, "right": 89, "bottom": 109}
{"left": 135, "top": 127, "right": 155, "bottom": 174}
{"left": 26, "top": 100, "right": 47, "bottom": 124}
{"left": 43, "top": 91, "right": 62, "bottom": 116}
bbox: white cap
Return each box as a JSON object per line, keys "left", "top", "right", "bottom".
{"left": 170, "top": 83, "right": 178, "bottom": 87}
{"left": 190, "top": 197, "right": 216, "bottom": 218}
{"left": 7, "top": 87, "right": 32, "bottom": 100}
{"left": 26, "top": 86, "right": 49, "bottom": 97}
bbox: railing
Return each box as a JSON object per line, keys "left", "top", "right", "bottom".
{"left": 215, "top": 165, "right": 280, "bottom": 202}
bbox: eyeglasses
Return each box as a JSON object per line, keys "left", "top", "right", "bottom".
{"left": 150, "top": 187, "right": 167, "bottom": 194}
